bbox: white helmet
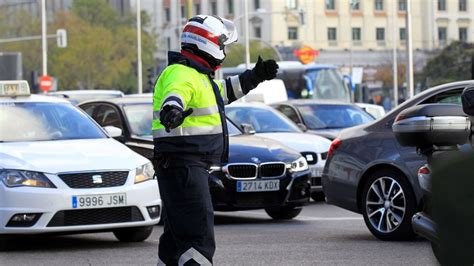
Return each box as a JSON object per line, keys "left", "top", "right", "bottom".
{"left": 181, "top": 15, "right": 238, "bottom": 65}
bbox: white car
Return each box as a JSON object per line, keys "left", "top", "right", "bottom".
{"left": 226, "top": 102, "right": 331, "bottom": 201}
{"left": 0, "top": 81, "right": 161, "bottom": 250}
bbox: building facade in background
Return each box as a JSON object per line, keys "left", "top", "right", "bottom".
{"left": 142, "top": 0, "right": 473, "bottom": 70}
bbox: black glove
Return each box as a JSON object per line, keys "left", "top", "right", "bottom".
{"left": 160, "top": 105, "right": 193, "bottom": 133}
{"left": 250, "top": 56, "right": 279, "bottom": 86}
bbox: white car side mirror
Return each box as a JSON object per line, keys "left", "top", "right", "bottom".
{"left": 104, "top": 126, "right": 123, "bottom": 138}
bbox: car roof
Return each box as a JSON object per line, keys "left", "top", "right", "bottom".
{"left": 280, "top": 99, "right": 353, "bottom": 106}
{"left": 80, "top": 95, "right": 152, "bottom": 106}
{"left": 47, "top": 90, "right": 124, "bottom": 96}
{"left": 0, "top": 94, "right": 71, "bottom": 104}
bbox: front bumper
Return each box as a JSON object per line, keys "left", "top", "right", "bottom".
{"left": 209, "top": 169, "right": 311, "bottom": 211}
{"left": 0, "top": 179, "right": 161, "bottom": 235}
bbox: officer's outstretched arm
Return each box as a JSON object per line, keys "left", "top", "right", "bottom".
{"left": 219, "top": 56, "right": 279, "bottom": 104}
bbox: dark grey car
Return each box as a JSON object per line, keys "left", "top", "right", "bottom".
{"left": 322, "top": 80, "right": 474, "bottom": 241}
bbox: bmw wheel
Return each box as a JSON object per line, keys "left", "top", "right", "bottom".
{"left": 361, "top": 169, "right": 416, "bottom": 240}
{"left": 113, "top": 226, "right": 154, "bottom": 242}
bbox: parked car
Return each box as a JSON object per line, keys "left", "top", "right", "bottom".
{"left": 225, "top": 102, "right": 331, "bottom": 201}
{"left": 78, "top": 96, "right": 311, "bottom": 220}
{"left": 47, "top": 90, "right": 124, "bottom": 105}
{"left": 322, "top": 80, "right": 474, "bottom": 241}
{"left": 273, "top": 100, "right": 375, "bottom": 140}
{"left": 0, "top": 81, "right": 161, "bottom": 250}
{"left": 392, "top": 102, "right": 472, "bottom": 261}
{"left": 355, "top": 103, "right": 386, "bottom": 119}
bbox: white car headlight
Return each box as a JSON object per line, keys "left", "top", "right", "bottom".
{"left": 135, "top": 162, "right": 155, "bottom": 184}
{"left": 288, "top": 157, "right": 309, "bottom": 173}
{"left": 0, "top": 169, "right": 55, "bottom": 188}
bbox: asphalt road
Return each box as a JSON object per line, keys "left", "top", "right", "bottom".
{"left": 0, "top": 202, "right": 437, "bottom": 265}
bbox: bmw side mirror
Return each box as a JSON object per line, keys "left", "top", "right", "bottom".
{"left": 297, "top": 123, "right": 308, "bottom": 132}
{"left": 104, "top": 126, "right": 123, "bottom": 139}
{"left": 240, "top": 123, "right": 256, "bottom": 135}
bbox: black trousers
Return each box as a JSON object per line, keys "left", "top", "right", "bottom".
{"left": 155, "top": 160, "right": 215, "bottom": 265}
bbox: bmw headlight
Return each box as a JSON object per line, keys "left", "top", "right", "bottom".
{"left": 288, "top": 157, "right": 309, "bottom": 173}
{"left": 135, "top": 162, "right": 155, "bottom": 184}
{"left": 0, "top": 169, "right": 55, "bottom": 188}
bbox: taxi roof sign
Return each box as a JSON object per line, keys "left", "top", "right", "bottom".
{"left": 0, "top": 80, "right": 31, "bottom": 97}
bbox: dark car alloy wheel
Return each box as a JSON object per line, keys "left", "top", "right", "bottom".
{"left": 113, "top": 226, "right": 154, "bottom": 242}
{"left": 361, "top": 169, "right": 416, "bottom": 240}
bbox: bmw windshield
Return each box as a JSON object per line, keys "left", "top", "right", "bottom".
{"left": 297, "top": 104, "right": 374, "bottom": 130}
{"left": 0, "top": 102, "right": 106, "bottom": 142}
{"left": 226, "top": 106, "right": 301, "bottom": 133}
{"left": 305, "top": 68, "right": 351, "bottom": 102}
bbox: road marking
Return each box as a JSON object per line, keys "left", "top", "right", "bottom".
{"left": 236, "top": 211, "right": 363, "bottom": 221}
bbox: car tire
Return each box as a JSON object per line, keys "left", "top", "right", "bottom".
{"left": 265, "top": 206, "right": 302, "bottom": 220}
{"left": 361, "top": 169, "right": 417, "bottom": 241}
{"left": 113, "top": 226, "right": 154, "bottom": 242}
{"left": 311, "top": 192, "right": 325, "bottom": 202}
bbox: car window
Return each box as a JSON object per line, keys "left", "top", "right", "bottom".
{"left": 81, "top": 104, "right": 97, "bottom": 116}
{"left": 94, "top": 105, "right": 123, "bottom": 129}
{"left": 123, "top": 104, "right": 152, "bottom": 137}
{"left": 297, "top": 104, "right": 374, "bottom": 129}
{"left": 421, "top": 88, "right": 463, "bottom": 105}
{"left": 0, "top": 102, "right": 106, "bottom": 142}
{"left": 226, "top": 106, "right": 301, "bottom": 133}
{"left": 276, "top": 105, "right": 301, "bottom": 124}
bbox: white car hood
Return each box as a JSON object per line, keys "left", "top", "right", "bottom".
{"left": 257, "top": 132, "right": 331, "bottom": 153}
{"left": 0, "top": 139, "right": 148, "bottom": 174}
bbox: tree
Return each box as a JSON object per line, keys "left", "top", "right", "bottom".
{"left": 420, "top": 41, "right": 474, "bottom": 87}
{"left": 0, "top": 9, "right": 43, "bottom": 84}
{"left": 48, "top": 0, "right": 157, "bottom": 92}
{"left": 223, "top": 40, "right": 280, "bottom": 67}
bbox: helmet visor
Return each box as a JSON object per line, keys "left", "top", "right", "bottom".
{"left": 221, "top": 17, "right": 238, "bottom": 45}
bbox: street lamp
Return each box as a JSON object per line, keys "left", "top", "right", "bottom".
{"left": 392, "top": 0, "right": 399, "bottom": 107}
{"left": 136, "top": 0, "right": 143, "bottom": 94}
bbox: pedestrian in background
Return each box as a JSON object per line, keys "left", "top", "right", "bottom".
{"left": 152, "top": 15, "right": 279, "bottom": 265}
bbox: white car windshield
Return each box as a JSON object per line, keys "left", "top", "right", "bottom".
{"left": 0, "top": 102, "right": 106, "bottom": 142}
{"left": 123, "top": 103, "right": 242, "bottom": 137}
{"left": 226, "top": 106, "right": 301, "bottom": 133}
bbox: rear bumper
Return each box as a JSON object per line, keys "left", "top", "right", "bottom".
{"left": 412, "top": 212, "right": 438, "bottom": 244}
{"left": 210, "top": 170, "right": 311, "bottom": 211}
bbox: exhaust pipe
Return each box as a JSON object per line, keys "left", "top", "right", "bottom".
{"left": 412, "top": 212, "right": 439, "bottom": 244}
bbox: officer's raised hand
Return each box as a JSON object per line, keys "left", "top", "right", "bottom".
{"left": 160, "top": 105, "right": 193, "bottom": 133}
{"left": 250, "top": 56, "right": 279, "bottom": 86}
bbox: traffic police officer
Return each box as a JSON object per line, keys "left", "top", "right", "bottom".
{"left": 152, "top": 15, "right": 279, "bottom": 265}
